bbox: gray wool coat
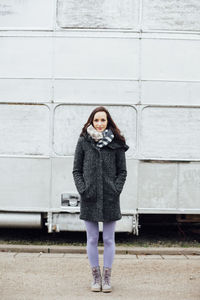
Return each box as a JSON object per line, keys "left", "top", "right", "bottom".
{"left": 72, "top": 132, "right": 129, "bottom": 222}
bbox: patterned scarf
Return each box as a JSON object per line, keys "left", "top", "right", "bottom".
{"left": 87, "top": 124, "right": 114, "bottom": 148}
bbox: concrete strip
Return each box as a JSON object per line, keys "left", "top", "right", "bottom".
{"left": 15, "top": 252, "right": 40, "bottom": 257}
{"left": 115, "top": 254, "right": 138, "bottom": 259}
{"left": 0, "top": 244, "right": 49, "bottom": 253}
{"left": 161, "top": 255, "right": 188, "bottom": 260}
{"left": 0, "top": 251, "right": 16, "bottom": 257}
{"left": 124, "top": 247, "right": 200, "bottom": 256}
{"left": 185, "top": 255, "right": 200, "bottom": 260}
{"left": 51, "top": 246, "right": 200, "bottom": 256}
{"left": 50, "top": 245, "right": 86, "bottom": 254}
{"left": 137, "top": 255, "right": 163, "bottom": 259}
{"left": 39, "top": 253, "right": 65, "bottom": 258}
{"left": 63, "top": 253, "right": 88, "bottom": 258}
{"left": 0, "top": 244, "right": 200, "bottom": 256}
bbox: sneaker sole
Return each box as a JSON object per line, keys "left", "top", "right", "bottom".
{"left": 102, "top": 289, "right": 112, "bottom": 293}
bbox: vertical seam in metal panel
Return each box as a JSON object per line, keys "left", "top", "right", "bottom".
{"left": 135, "top": 1, "right": 143, "bottom": 211}
{"left": 52, "top": 0, "right": 57, "bottom": 103}
{"left": 135, "top": 105, "right": 139, "bottom": 158}
{"left": 49, "top": 104, "right": 54, "bottom": 211}
{"left": 136, "top": 0, "right": 143, "bottom": 212}
{"left": 48, "top": 0, "right": 57, "bottom": 213}
{"left": 136, "top": 158, "right": 140, "bottom": 212}
{"left": 177, "top": 162, "right": 179, "bottom": 211}
{"left": 138, "top": 0, "right": 143, "bottom": 105}
{"left": 136, "top": 105, "right": 142, "bottom": 210}
{"left": 136, "top": 107, "right": 145, "bottom": 211}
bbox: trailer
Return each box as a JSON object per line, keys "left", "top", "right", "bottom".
{"left": 0, "top": 0, "right": 200, "bottom": 235}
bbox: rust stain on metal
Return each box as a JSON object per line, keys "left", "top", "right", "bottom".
{"left": 0, "top": 102, "right": 44, "bottom": 106}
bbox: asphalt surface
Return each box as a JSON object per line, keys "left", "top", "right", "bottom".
{"left": 0, "top": 223, "right": 199, "bottom": 300}
{"left": 0, "top": 247, "right": 200, "bottom": 300}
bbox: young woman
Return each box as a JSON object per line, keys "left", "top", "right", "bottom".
{"left": 72, "top": 106, "right": 129, "bottom": 293}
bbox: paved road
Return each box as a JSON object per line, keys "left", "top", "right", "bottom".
{"left": 0, "top": 252, "right": 200, "bottom": 300}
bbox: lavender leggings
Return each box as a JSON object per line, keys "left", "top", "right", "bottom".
{"left": 84, "top": 220, "right": 116, "bottom": 268}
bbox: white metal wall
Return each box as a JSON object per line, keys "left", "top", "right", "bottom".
{"left": 0, "top": 0, "right": 200, "bottom": 225}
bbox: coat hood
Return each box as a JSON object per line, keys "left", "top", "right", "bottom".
{"left": 107, "top": 139, "right": 129, "bottom": 152}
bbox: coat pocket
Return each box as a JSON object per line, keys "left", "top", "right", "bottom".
{"left": 104, "top": 178, "right": 120, "bottom": 200}
{"left": 80, "top": 183, "right": 97, "bottom": 202}
{"left": 112, "top": 181, "right": 121, "bottom": 196}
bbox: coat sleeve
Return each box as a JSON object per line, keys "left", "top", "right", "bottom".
{"left": 115, "top": 148, "right": 127, "bottom": 194}
{"left": 72, "top": 137, "right": 86, "bottom": 194}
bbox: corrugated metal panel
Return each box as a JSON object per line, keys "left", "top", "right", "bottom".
{"left": 0, "top": 157, "right": 51, "bottom": 210}
{"left": 57, "top": 0, "right": 139, "bottom": 30}
{"left": 0, "top": 104, "right": 50, "bottom": 156}
{"left": 54, "top": 37, "right": 139, "bottom": 79}
{"left": 0, "top": 0, "right": 54, "bottom": 30}
{"left": 140, "top": 106, "right": 200, "bottom": 160}
{"left": 142, "top": 0, "right": 200, "bottom": 31}
{"left": 141, "top": 81, "right": 200, "bottom": 106}
{"left": 0, "top": 79, "right": 52, "bottom": 103}
{"left": 0, "top": 37, "right": 52, "bottom": 78}
{"left": 53, "top": 79, "right": 138, "bottom": 104}
{"left": 138, "top": 161, "right": 178, "bottom": 209}
{"left": 141, "top": 38, "right": 200, "bottom": 81}
{"left": 179, "top": 163, "right": 200, "bottom": 209}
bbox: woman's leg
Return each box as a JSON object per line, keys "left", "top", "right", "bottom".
{"left": 84, "top": 220, "right": 99, "bottom": 267}
{"left": 103, "top": 221, "right": 116, "bottom": 268}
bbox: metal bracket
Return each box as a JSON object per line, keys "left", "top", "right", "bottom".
{"left": 132, "top": 213, "right": 140, "bottom": 235}
{"left": 45, "top": 212, "right": 53, "bottom": 233}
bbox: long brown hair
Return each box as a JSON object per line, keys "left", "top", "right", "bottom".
{"left": 80, "top": 106, "right": 125, "bottom": 143}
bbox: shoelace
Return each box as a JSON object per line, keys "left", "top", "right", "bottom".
{"left": 104, "top": 270, "right": 110, "bottom": 285}
{"left": 92, "top": 269, "right": 101, "bottom": 284}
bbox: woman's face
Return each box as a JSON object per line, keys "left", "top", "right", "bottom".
{"left": 93, "top": 111, "right": 108, "bottom": 132}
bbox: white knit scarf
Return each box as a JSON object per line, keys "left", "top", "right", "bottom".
{"left": 87, "top": 124, "right": 114, "bottom": 148}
